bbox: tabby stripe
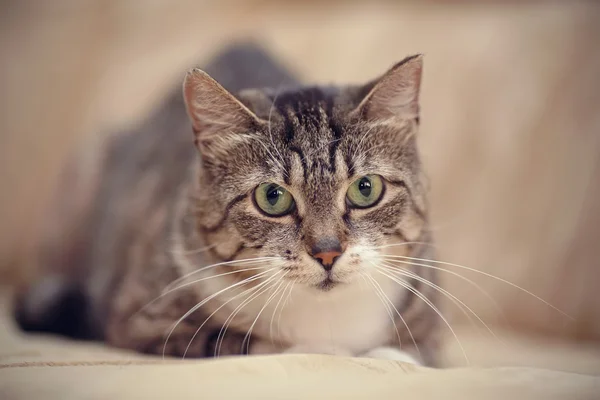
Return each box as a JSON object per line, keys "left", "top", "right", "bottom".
{"left": 328, "top": 124, "right": 343, "bottom": 174}
{"left": 200, "top": 194, "right": 247, "bottom": 233}
{"left": 279, "top": 106, "right": 296, "bottom": 143}
{"left": 326, "top": 97, "right": 343, "bottom": 174}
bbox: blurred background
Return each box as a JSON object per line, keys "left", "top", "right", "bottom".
{"left": 1, "top": 0, "right": 599, "bottom": 371}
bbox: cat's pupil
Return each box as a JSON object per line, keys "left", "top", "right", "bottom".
{"left": 266, "top": 185, "right": 282, "bottom": 206}
{"left": 358, "top": 177, "right": 372, "bottom": 197}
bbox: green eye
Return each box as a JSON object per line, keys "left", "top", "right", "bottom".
{"left": 254, "top": 183, "right": 295, "bottom": 216}
{"left": 346, "top": 175, "right": 384, "bottom": 208}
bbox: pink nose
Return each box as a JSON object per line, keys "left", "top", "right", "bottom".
{"left": 312, "top": 250, "right": 342, "bottom": 271}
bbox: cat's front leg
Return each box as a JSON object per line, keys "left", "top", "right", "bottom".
{"left": 361, "top": 346, "right": 422, "bottom": 365}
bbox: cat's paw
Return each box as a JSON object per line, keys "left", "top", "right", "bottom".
{"left": 361, "top": 346, "right": 422, "bottom": 365}
{"left": 284, "top": 344, "right": 353, "bottom": 357}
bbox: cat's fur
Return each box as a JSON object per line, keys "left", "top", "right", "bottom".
{"left": 14, "top": 44, "right": 439, "bottom": 365}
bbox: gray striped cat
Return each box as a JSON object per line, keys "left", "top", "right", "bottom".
{"left": 15, "top": 44, "right": 439, "bottom": 366}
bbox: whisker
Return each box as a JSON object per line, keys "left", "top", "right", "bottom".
{"left": 380, "top": 256, "right": 510, "bottom": 327}
{"left": 361, "top": 272, "right": 403, "bottom": 351}
{"left": 384, "top": 254, "right": 574, "bottom": 320}
{"left": 135, "top": 262, "right": 276, "bottom": 319}
{"left": 182, "top": 275, "right": 270, "bottom": 359}
{"left": 161, "top": 268, "right": 276, "bottom": 359}
{"left": 277, "top": 279, "right": 296, "bottom": 349}
{"left": 375, "top": 268, "right": 470, "bottom": 365}
{"left": 215, "top": 271, "right": 283, "bottom": 357}
{"left": 379, "top": 262, "right": 505, "bottom": 346}
{"left": 163, "top": 257, "right": 279, "bottom": 293}
{"left": 365, "top": 267, "right": 422, "bottom": 359}
{"left": 357, "top": 273, "right": 369, "bottom": 292}
{"left": 242, "top": 274, "right": 288, "bottom": 354}
{"left": 269, "top": 280, "right": 292, "bottom": 346}
{"left": 168, "top": 266, "right": 274, "bottom": 294}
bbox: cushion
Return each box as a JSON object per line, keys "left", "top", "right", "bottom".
{"left": 1, "top": 306, "right": 598, "bottom": 400}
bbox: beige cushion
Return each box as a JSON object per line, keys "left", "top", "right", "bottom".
{"left": 2, "top": 353, "right": 599, "bottom": 399}
{"left": 1, "top": 314, "right": 599, "bottom": 400}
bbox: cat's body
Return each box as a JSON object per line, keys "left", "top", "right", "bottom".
{"left": 15, "top": 44, "right": 439, "bottom": 365}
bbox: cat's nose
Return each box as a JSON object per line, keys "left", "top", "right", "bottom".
{"left": 309, "top": 237, "right": 345, "bottom": 271}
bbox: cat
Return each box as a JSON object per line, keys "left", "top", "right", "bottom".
{"left": 14, "top": 43, "right": 439, "bottom": 366}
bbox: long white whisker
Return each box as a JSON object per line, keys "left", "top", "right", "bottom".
{"left": 162, "top": 268, "right": 275, "bottom": 359}
{"left": 242, "top": 274, "right": 287, "bottom": 354}
{"left": 270, "top": 281, "right": 292, "bottom": 346}
{"left": 357, "top": 273, "right": 369, "bottom": 291}
{"left": 136, "top": 262, "right": 276, "bottom": 319}
{"left": 379, "top": 262, "right": 505, "bottom": 346}
{"left": 361, "top": 272, "right": 403, "bottom": 350}
{"left": 213, "top": 276, "right": 277, "bottom": 358}
{"left": 277, "top": 279, "right": 295, "bottom": 349}
{"left": 380, "top": 256, "right": 510, "bottom": 327}
{"left": 164, "top": 257, "right": 279, "bottom": 293}
{"left": 376, "top": 268, "right": 469, "bottom": 365}
{"left": 366, "top": 267, "right": 421, "bottom": 359}
{"left": 215, "top": 271, "right": 283, "bottom": 357}
{"left": 167, "top": 266, "right": 273, "bottom": 294}
{"left": 384, "top": 254, "right": 574, "bottom": 320}
{"left": 182, "top": 275, "right": 269, "bottom": 359}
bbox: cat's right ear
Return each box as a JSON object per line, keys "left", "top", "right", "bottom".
{"left": 183, "top": 69, "right": 263, "bottom": 148}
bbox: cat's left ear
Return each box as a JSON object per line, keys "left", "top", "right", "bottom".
{"left": 183, "top": 69, "right": 263, "bottom": 141}
{"left": 352, "top": 54, "right": 423, "bottom": 123}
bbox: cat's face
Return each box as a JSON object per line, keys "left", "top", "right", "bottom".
{"left": 184, "top": 56, "right": 428, "bottom": 291}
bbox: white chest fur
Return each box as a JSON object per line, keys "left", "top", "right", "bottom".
{"left": 204, "top": 273, "right": 407, "bottom": 356}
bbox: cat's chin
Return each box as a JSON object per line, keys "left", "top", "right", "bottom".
{"left": 315, "top": 276, "right": 339, "bottom": 292}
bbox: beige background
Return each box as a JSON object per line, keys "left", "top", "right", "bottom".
{"left": 1, "top": 0, "right": 600, "bottom": 369}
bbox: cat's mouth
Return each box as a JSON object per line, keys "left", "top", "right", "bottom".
{"left": 317, "top": 276, "right": 338, "bottom": 291}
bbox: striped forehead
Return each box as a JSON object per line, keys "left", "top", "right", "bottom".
{"left": 268, "top": 87, "right": 348, "bottom": 204}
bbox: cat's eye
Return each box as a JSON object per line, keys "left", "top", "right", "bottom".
{"left": 346, "top": 175, "right": 384, "bottom": 208}
{"left": 254, "top": 183, "right": 296, "bottom": 216}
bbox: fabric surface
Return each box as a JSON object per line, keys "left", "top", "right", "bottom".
{"left": 1, "top": 300, "right": 599, "bottom": 400}
{"left": 2, "top": 352, "right": 599, "bottom": 399}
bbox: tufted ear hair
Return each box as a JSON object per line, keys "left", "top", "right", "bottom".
{"left": 352, "top": 54, "right": 423, "bottom": 123}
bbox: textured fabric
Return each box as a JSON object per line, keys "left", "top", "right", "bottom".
{"left": 1, "top": 312, "right": 599, "bottom": 400}
{"left": 1, "top": 353, "right": 599, "bottom": 400}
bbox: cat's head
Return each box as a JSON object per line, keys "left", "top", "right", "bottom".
{"left": 183, "top": 55, "right": 428, "bottom": 291}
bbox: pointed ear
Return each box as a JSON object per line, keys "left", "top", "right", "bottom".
{"left": 353, "top": 54, "right": 423, "bottom": 123}
{"left": 183, "top": 69, "right": 263, "bottom": 142}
